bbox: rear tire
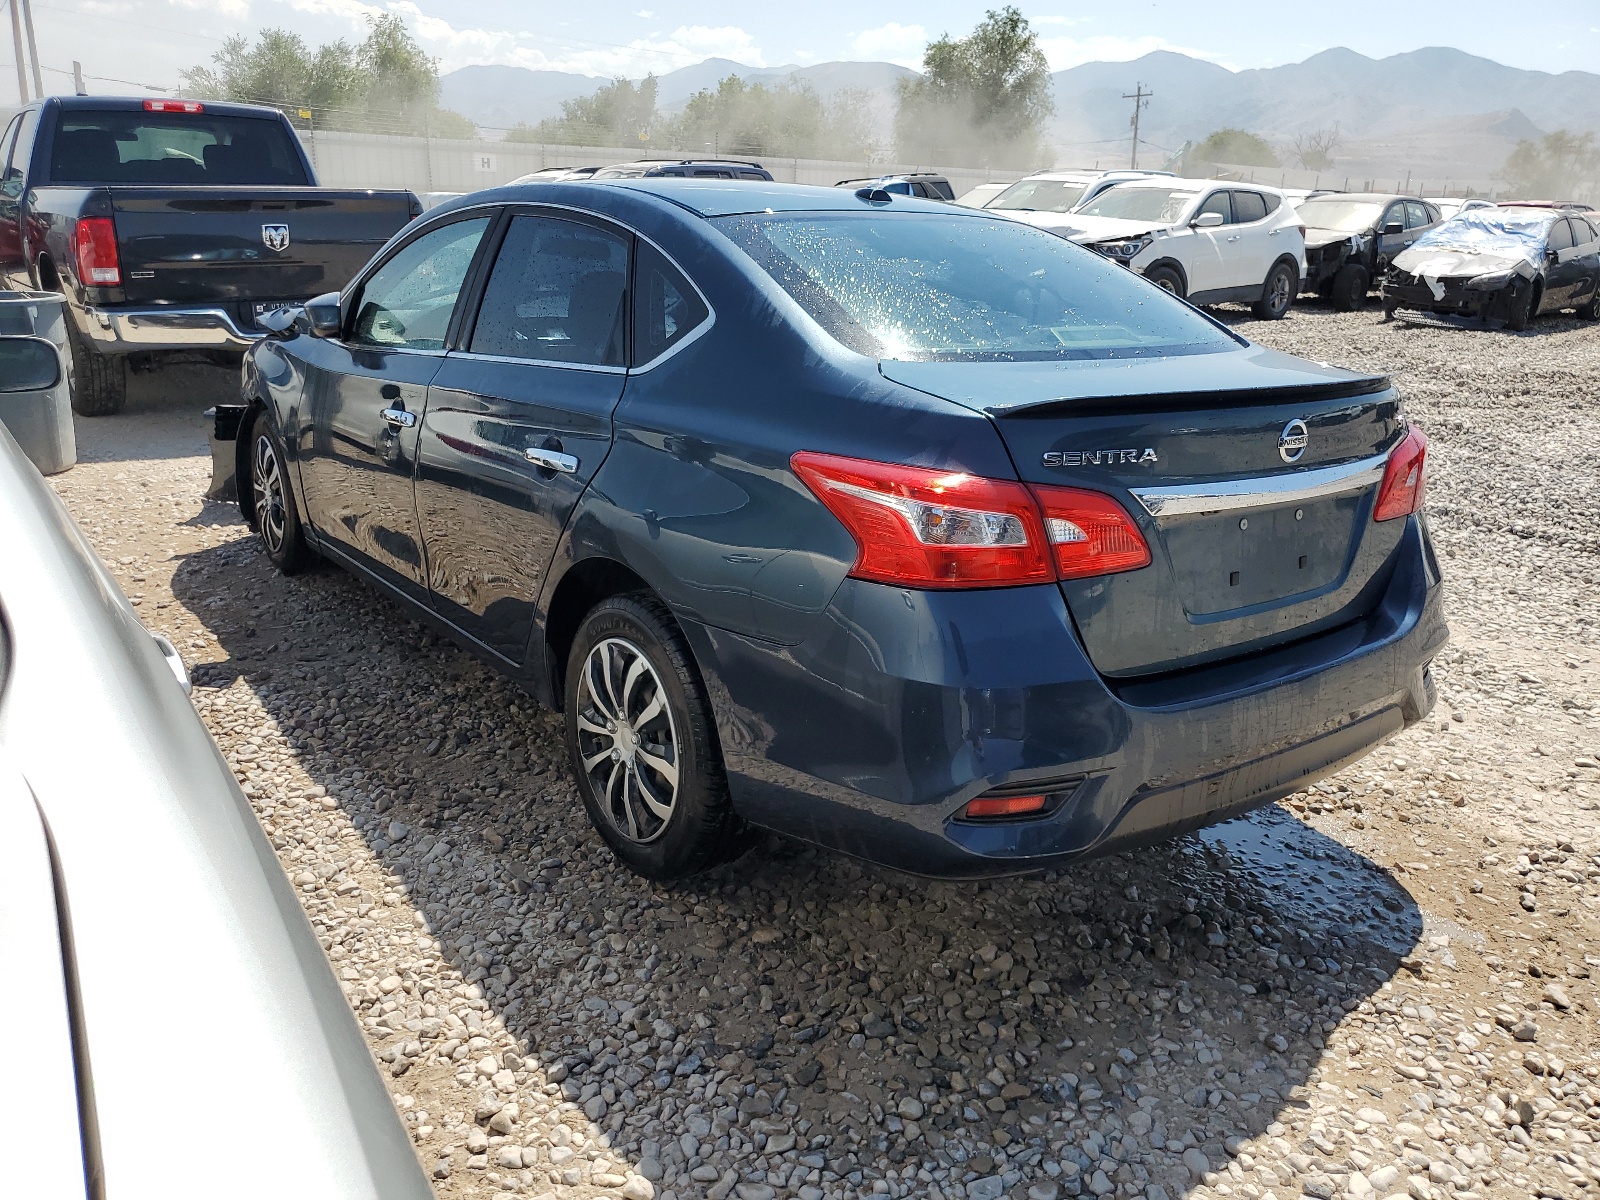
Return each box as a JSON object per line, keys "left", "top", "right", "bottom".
{"left": 249, "top": 411, "right": 312, "bottom": 574}
{"left": 1330, "top": 264, "right": 1370, "bottom": 312}
{"left": 65, "top": 320, "right": 126, "bottom": 416}
{"left": 1143, "top": 264, "right": 1186, "bottom": 300}
{"left": 1577, "top": 288, "right": 1599, "bottom": 321}
{"left": 564, "top": 595, "right": 742, "bottom": 881}
{"left": 1251, "top": 260, "right": 1298, "bottom": 320}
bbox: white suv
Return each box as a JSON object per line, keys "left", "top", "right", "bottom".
{"left": 985, "top": 170, "right": 1171, "bottom": 228}
{"left": 1049, "top": 178, "right": 1307, "bottom": 319}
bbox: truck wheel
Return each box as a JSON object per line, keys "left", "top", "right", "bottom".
{"left": 565, "top": 595, "right": 744, "bottom": 881}
{"left": 249, "top": 411, "right": 312, "bottom": 574}
{"left": 1330, "top": 264, "right": 1370, "bottom": 312}
{"left": 1506, "top": 283, "right": 1535, "bottom": 332}
{"left": 1251, "top": 261, "right": 1297, "bottom": 320}
{"left": 66, "top": 322, "right": 127, "bottom": 416}
{"left": 1143, "top": 265, "right": 1186, "bottom": 300}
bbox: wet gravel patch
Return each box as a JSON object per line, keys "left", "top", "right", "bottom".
{"left": 50, "top": 306, "right": 1600, "bottom": 1200}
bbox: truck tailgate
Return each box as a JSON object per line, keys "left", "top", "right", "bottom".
{"left": 109, "top": 187, "right": 413, "bottom": 309}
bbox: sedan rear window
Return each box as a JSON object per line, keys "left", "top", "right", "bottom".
{"left": 48, "top": 110, "right": 310, "bottom": 186}
{"left": 717, "top": 211, "right": 1238, "bottom": 362}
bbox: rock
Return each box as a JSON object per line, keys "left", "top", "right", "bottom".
{"left": 690, "top": 1165, "right": 722, "bottom": 1183}
{"left": 495, "top": 1146, "right": 523, "bottom": 1170}
{"left": 1089, "top": 1170, "right": 1114, "bottom": 1195}
{"left": 897, "top": 1096, "right": 925, "bottom": 1120}
{"left": 1543, "top": 983, "right": 1571, "bottom": 1010}
{"left": 636, "top": 1158, "right": 664, "bottom": 1183}
{"left": 1029, "top": 1184, "right": 1060, "bottom": 1200}
{"left": 1302, "top": 1175, "right": 1336, "bottom": 1199}
{"left": 967, "top": 1178, "right": 1005, "bottom": 1200}
{"left": 1367, "top": 1166, "right": 1402, "bottom": 1193}
{"left": 1511, "top": 1020, "right": 1539, "bottom": 1042}
{"left": 1355, "top": 1107, "right": 1389, "bottom": 1126}
{"left": 735, "top": 1185, "right": 776, "bottom": 1200}
{"left": 1182, "top": 1148, "right": 1211, "bottom": 1180}
{"left": 622, "top": 1180, "right": 656, "bottom": 1200}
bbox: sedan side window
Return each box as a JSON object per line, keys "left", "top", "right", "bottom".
{"left": 1404, "top": 201, "right": 1431, "bottom": 229}
{"left": 351, "top": 217, "right": 490, "bottom": 351}
{"left": 469, "top": 214, "right": 630, "bottom": 367}
{"left": 1575, "top": 217, "right": 1599, "bottom": 245}
{"left": 1196, "top": 191, "right": 1232, "bottom": 224}
{"left": 633, "top": 241, "right": 709, "bottom": 365}
{"left": 1382, "top": 206, "right": 1405, "bottom": 233}
{"left": 1231, "top": 191, "right": 1267, "bottom": 223}
{"left": 1547, "top": 219, "right": 1575, "bottom": 253}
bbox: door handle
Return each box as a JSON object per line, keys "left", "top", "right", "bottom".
{"left": 1226, "top": 235, "right": 1240, "bottom": 242}
{"left": 524, "top": 447, "right": 579, "bottom": 473}
{"left": 380, "top": 407, "right": 416, "bottom": 428}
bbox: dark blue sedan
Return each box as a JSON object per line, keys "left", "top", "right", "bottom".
{"left": 239, "top": 180, "right": 1447, "bottom": 880}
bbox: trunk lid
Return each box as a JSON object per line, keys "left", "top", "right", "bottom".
{"left": 882, "top": 347, "right": 1409, "bottom": 678}
{"left": 109, "top": 187, "right": 414, "bottom": 311}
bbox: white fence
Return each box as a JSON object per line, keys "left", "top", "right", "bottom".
{"left": 295, "top": 127, "right": 1016, "bottom": 198}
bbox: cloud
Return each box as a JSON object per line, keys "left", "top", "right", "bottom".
{"left": 165, "top": 0, "right": 251, "bottom": 19}
{"left": 1038, "top": 34, "right": 1237, "bottom": 72}
{"left": 1031, "top": 16, "right": 1089, "bottom": 27}
{"left": 280, "top": 0, "right": 383, "bottom": 29}
{"left": 850, "top": 22, "right": 925, "bottom": 69}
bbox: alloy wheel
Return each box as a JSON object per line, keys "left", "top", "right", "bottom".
{"left": 254, "top": 434, "right": 287, "bottom": 553}
{"left": 1268, "top": 269, "right": 1292, "bottom": 315}
{"left": 575, "top": 637, "right": 681, "bottom": 844}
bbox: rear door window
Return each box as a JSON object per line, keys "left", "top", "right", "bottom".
{"left": 469, "top": 213, "right": 630, "bottom": 367}
{"left": 1404, "top": 201, "right": 1431, "bottom": 229}
{"left": 350, "top": 217, "right": 491, "bottom": 351}
{"left": 633, "top": 241, "right": 709, "bottom": 365}
{"left": 1231, "top": 191, "right": 1268, "bottom": 223}
{"left": 47, "top": 109, "right": 310, "bottom": 185}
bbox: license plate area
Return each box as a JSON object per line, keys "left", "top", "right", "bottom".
{"left": 1162, "top": 494, "right": 1365, "bottom": 616}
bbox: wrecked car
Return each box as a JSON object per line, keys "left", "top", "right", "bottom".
{"left": 1295, "top": 194, "right": 1441, "bottom": 310}
{"left": 1383, "top": 207, "right": 1600, "bottom": 330}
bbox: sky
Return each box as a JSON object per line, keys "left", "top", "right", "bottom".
{"left": 9, "top": 0, "right": 1600, "bottom": 99}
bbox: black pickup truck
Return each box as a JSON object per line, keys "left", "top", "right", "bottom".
{"left": 0, "top": 96, "right": 420, "bottom": 414}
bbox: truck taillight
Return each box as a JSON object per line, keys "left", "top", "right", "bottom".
{"left": 74, "top": 217, "right": 121, "bottom": 286}
{"left": 790, "top": 451, "right": 1150, "bottom": 589}
{"left": 144, "top": 99, "right": 204, "bottom": 113}
{"left": 1374, "top": 425, "right": 1428, "bottom": 521}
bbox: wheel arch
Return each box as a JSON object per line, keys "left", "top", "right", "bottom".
{"left": 1141, "top": 258, "right": 1189, "bottom": 296}
{"left": 542, "top": 556, "right": 659, "bottom": 706}
{"left": 235, "top": 397, "right": 270, "bottom": 531}
{"left": 1270, "top": 252, "right": 1302, "bottom": 286}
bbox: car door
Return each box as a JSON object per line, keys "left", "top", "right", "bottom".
{"left": 1184, "top": 189, "right": 1232, "bottom": 294}
{"left": 1375, "top": 201, "right": 1410, "bottom": 269}
{"left": 1540, "top": 218, "right": 1581, "bottom": 309}
{"left": 414, "top": 209, "right": 631, "bottom": 662}
{"left": 1569, "top": 215, "right": 1600, "bottom": 308}
{"left": 1226, "top": 189, "right": 1273, "bottom": 286}
{"left": 295, "top": 213, "right": 493, "bottom": 601}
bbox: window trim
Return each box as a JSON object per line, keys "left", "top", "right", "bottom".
{"left": 340, "top": 206, "right": 501, "bottom": 354}
{"left": 629, "top": 235, "right": 715, "bottom": 373}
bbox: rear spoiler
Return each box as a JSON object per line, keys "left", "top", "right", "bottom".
{"left": 997, "top": 376, "right": 1393, "bottom": 420}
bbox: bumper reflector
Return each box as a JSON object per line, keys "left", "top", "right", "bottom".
{"left": 963, "top": 793, "right": 1047, "bottom": 819}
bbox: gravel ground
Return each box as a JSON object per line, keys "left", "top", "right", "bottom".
{"left": 49, "top": 307, "right": 1600, "bottom": 1200}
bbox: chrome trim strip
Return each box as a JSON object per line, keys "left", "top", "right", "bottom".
{"left": 1129, "top": 452, "right": 1389, "bottom": 520}
{"left": 447, "top": 351, "right": 627, "bottom": 375}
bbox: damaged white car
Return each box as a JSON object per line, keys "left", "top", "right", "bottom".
{"left": 1383, "top": 207, "right": 1600, "bottom": 329}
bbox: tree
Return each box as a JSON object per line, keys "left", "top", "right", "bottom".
{"left": 1292, "top": 126, "right": 1341, "bottom": 172}
{"left": 893, "top": 6, "right": 1053, "bottom": 169}
{"left": 1500, "top": 130, "right": 1600, "bottom": 200}
{"left": 1193, "top": 128, "right": 1279, "bottom": 168}
{"left": 657, "top": 75, "right": 876, "bottom": 160}
{"left": 508, "top": 76, "right": 660, "bottom": 147}
{"left": 181, "top": 17, "right": 474, "bottom": 137}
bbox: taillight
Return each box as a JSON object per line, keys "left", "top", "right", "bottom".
{"left": 1373, "top": 425, "right": 1428, "bottom": 521}
{"left": 74, "top": 217, "right": 121, "bottom": 286}
{"left": 1032, "top": 484, "right": 1152, "bottom": 579}
{"left": 964, "top": 793, "right": 1046, "bottom": 819}
{"left": 791, "top": 451, "right": 1052, "bottom": 588}
{"left": 790, "top": 451, "right": 1151, "bottom": 588}
{"left": 145, "top": 99, "right": 204, "bottom": 113}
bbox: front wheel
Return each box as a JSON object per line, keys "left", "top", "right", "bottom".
{"left": 1330, "top": 264, "right": 1370, "bottom": 312}
{"left": 1143, "top": 265, "right": 1186, "bottom": 300}
{"left": 565, "top": 595, "right": 742, "bottom": 880}
{"left": 249, "top": 411, "right": 312, "bottom": 573}
{"left": 1577, "top": 287, "right": 1599, "bottom": 321}
{"left": 1506, "top": 283, "right": 1536, "bottom": 332}
{"left": 1252, "top": 261, "right": 1298, "bottom": 320}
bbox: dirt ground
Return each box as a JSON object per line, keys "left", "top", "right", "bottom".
{"left": 48, "top": 307, "right": 1600, "bottom": 1200}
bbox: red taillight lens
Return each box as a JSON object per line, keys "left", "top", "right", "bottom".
{"left": 1374, "top": 425, "right": 1428, "bottom": 521}
{"left": 791, "top": 451, "right": 1151, "bottom": 588}
{"left": 1032, "top": 484, "right": 1152, "bottom": 580}
{"left": 964, "top": 793, "right": 1046, "bottom": 819}
{"left": 791, "top": 451, "right": 1053, "bottom": 588}
{"left": 74, "top": 217, "right": 121, "bottom": 286}
{"left": 144, "top": 99, "right": 204, "bottom": 113}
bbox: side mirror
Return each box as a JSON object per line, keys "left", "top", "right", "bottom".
{"left": 1381, "top": 222, "right": 1404, "bottom": 236}
{"left": 303, "top": 291, "right": 343, "bottom": 339}
{"left": 0, "top": 336, "right": 62, "bottom": 391}
{"left": 257, "top": 305, "right": 301, "bottom": 337}
{"left": 1192, "top": 212, "right": 1225, "bottom": 228}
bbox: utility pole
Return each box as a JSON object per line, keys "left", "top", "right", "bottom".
{"left": 8, "top": 0, "right": 28, "bottom": 104}
{"left": 19, "top": 0, "right": 40, "bottom": 99}
{"left": 1123, "top": 82, "right": 1151, "bottom": 170}
{"left": 73, "top": 60, "right": 86, "bottom": 95}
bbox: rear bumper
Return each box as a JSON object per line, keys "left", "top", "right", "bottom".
{"left": 81, "top": 305, "right": 267, "bottom": 352}
{"left": 684, "top": 516, "right": 1446, "bottom": 878}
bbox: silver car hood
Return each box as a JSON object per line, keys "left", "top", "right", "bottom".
{"left": 0, "top": 428, "right": 431, "bottom": 1200}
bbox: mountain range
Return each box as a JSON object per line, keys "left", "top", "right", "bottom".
{"left": 439, "top": 46, "right": 1600, "bottom": 182}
